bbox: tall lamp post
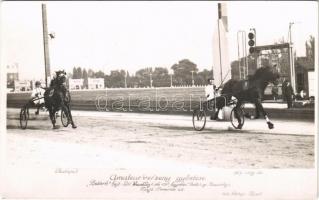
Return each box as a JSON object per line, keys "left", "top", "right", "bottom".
{"left": 191, "top": 70, "right": 195, "bottom": 87}
{"left": 48, "top": 31, "right": 55, "bottom": 76}
{"left": 42, "top": 4, "right": 51, "bottom": 87}
{"left": 237, "top": 30, "right": 248, "bottom": 80}
{"left": 42, "top": 4, "right": 56, "bottom": 87}
{"left": 288, "top": 22, "right": 297, "bottom": 93}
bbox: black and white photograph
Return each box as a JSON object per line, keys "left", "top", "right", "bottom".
{"left": 1, "top": 1, "right": 318, "bottom": 199}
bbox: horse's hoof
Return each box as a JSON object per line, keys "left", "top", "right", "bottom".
{"left": 237, "top": 124, "right": 243, "bottom": 129}
{"left": 267, "top": 122, "right": 274, "bottom": 129}
{"left": 53, "top": 126, "right": 59, "bottom": 129}
{"left": 72, "top": 125, "right": 77, "bottom": 129}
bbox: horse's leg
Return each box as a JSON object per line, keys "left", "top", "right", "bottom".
{"left": 254, "top": 101, "right": 260, "bottom": 119}
{"left": 234, "top": 100, "right": 243, "bottom": 129}
{"left": 255, "top": 99, "right": 274, "bottom": 129}
{"left": 53, "top": 107, "right": 58, "bottom": 128}
{"left": 48, "top": 107, "right": 57, "bottom": 129}
{"left": 35, "top": 104, "right": 40, "bottom": 115}
{"left": 64, "top": 103, "right": 77, "bottom": 128}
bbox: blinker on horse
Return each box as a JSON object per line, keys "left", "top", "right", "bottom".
{"left": 44, "top": 70, "right": 77, "bottom": 129}
{"left": 219, "top": 65, "right": 280, "bottom": 129}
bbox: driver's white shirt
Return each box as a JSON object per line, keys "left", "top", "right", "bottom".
{"left": 205, "top": 85, "right": 216, "bottom": 101}
{"left": 31, "top": 87, "right": 45, "bottom": 104}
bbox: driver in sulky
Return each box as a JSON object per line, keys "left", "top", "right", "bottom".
{"left": 31, "top": 81, "right": 45, "bottom": 115}
{"left": 205, "top": 78, "right": 218, "bottom": 101}
{"left": 205, "top": 78, "right": 221, "bottom": 120}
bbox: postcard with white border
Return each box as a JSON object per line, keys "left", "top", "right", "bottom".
{"left": 1, "top": 1, "right": 318, "bottom": 199}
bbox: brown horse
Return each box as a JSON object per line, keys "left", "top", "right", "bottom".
{"left": 44, "top": 70, "right": 77, "bottom": 129}
{"left": 216, "top": 65, "right": 280, "bottom": 129}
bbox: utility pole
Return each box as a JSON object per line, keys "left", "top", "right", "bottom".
{"left": 288, "top": 22, "right": 296, "bottom": 93}
{"left": 237, "top": 31, "right": 241, "bottom": 80}
{"left": 42, "top": 4, "right": 51, "bottom": 87}
{"left": 217, "top": 18, "right": 223, "bottom": 84}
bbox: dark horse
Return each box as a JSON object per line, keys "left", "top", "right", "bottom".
{"left": 44, "top": 70, "right": 77, "bottom": 129}
{"left": 217, "top": 65, "right": 280, "bottom": 129}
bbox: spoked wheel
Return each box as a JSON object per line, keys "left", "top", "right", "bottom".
{"left": 61, "top": 108, "right": 69, "bottom": 127}
{"left": 19, "top": 106, "right": 29, "bottom": 129}
{"left": 230, "top": 107, "right": 245, "bottom": 129}
{"left": 192, "top": 109, "right": 206, "bottom": 131}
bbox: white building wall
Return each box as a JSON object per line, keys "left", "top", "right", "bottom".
{"left": 69, "top": 79, "right": 84, "bottom": 90}
{"left": 308, "top": 71, "right": 315, "bottom": 98}
{"left": 88, "top": 78, "right": 104, "bottom": 89}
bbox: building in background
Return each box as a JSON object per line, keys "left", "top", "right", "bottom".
{"left": 307, "top": 70, "right": 315, "bottom": 99}
{"left": 7, "top": 63, "right": 19, "bottom": 91}
{"left": 295, "top": 37, "right": 315, "bottom": 98}
{"left": 295, "top": 57, "right": 314, "bottom": 98}
{"left": 14, "top": 80, "right": 32, "bottom": 92}
{"left": 88, "top": 78, "right": 104, "bottom": 89}
{"left": 68, "top": 78, "right": 84, "bottom": 90}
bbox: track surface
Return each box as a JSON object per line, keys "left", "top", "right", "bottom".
{"left": 6, "top": 108, "right": 315, "bottom": 169}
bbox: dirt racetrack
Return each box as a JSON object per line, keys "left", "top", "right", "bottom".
{"left": 6, "top": 108, "right": 315, "bottom": 169}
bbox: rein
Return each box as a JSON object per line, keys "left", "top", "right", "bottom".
{"left": 215, "top": 69, "right": 231, "bottom": 90}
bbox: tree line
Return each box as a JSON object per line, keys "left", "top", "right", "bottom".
{"left": 70, "top": 35, "right": 315, "bottom": 89}
{"left": 71, "top": 59, "right": 213, "bottom": 88}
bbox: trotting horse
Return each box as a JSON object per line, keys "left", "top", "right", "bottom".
{"left": 216, "top": 65, "right": 280, "bottom": 129}
{"left": 44, "top": 70, "right": 77, "bottom": 129}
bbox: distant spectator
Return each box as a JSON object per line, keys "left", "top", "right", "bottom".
{"left": 271, "top": 85, "right": 279, "bottom": 101}
{"left": 300, "top": 90, "right": 306, "bottom": 99}
{"left": 282, "top": 80, "right": 294, "bottom": 109}
{"left": 295, "top": 90, "right": 306, "bottom": 100}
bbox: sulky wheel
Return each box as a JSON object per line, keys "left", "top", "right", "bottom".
{"left": 61, "top": 108, "right": 69, "bottom": 127}
{"left": 192, "top": 108, "right": 206, "bottom": 131}
{"left": 19, "top": 106, "right": 29, "bottom": 129}
{"left": 230, "top": 107, "right": 245, "bottom": 129}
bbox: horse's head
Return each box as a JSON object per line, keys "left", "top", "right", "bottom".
{"left": 254, "top": 65, "right": 280, "bottom": 85}
{"left": 55, "top": 70, "right": 67, "bottom": 88}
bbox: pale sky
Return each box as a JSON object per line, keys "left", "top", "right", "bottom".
{"left": 1, "top": 1, "right": 317, "bottom": 80}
